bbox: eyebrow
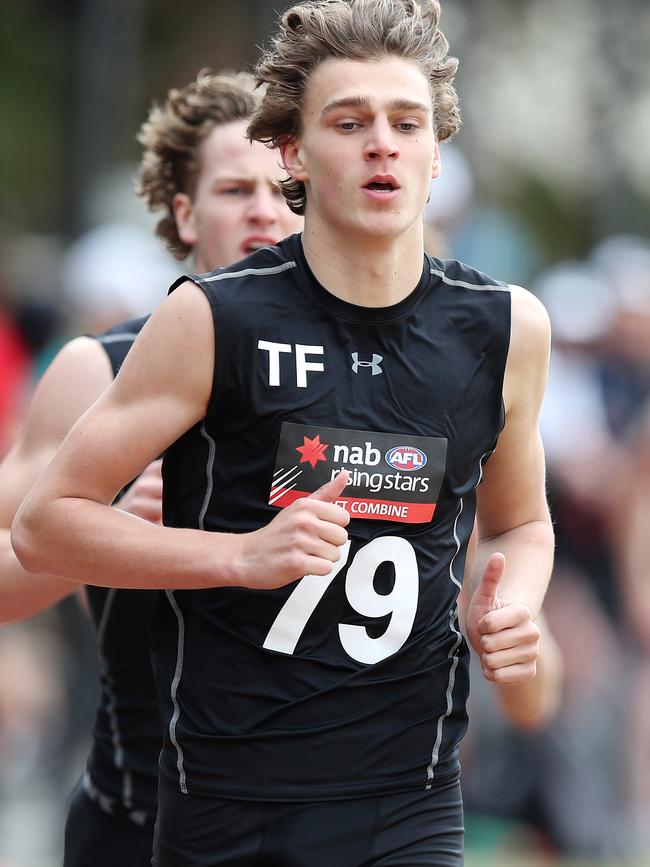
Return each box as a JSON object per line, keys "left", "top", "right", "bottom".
{"left": 321, "top": 96, "right": 431, "bottom": 116}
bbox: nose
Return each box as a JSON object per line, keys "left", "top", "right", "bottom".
{"left": 246, "top": 186, "right": 279, "bottom": 226}
{"left": 363, "top": 116, "right": 399, "bottom": 162}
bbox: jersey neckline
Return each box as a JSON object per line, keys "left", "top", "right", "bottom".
{"left": 284, "top": 233, "right": 433, "bottom": 325}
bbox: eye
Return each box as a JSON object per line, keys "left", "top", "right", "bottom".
{"left": 220, "top": 186, "right": 247, "bottom": 196}
{"left": 336, "top": 121, "right": 361, "bottom": 132}
{"left": 397, "top": 122, "right": 418, "bottom": 132}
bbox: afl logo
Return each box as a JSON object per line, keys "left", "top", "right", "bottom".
{"left": 385, "top": 446, "right": 427, "bottom": 471}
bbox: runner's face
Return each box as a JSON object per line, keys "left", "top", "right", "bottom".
{"left": 176, "top": 120, "right": 303, "bottom": 272}
{"left": 282, "top": 57, "right": 440, "bottom": 241}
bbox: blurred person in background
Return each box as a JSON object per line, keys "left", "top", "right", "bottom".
{"left": 538, "top": 241, "right": 650, "bottom": 859}
{"left": 0, "top": 290, "right": 30, "bottom": 457}
{"left": 461, "top": 244, "right": 650, "bottom": 862}
{"left": 0, "top": 268, "right": 62, "bottom": 458}
{"left": 622, "top": 412, "right": 650, "bottom": 855}
{"left": 606, "top": 235, "right": 650, "bottom": 857}
{"left": 58, "top": 222, "right": 180, "bottom": 335}
{"left": 0, "top": 68, "right": 303, "bottom": 867}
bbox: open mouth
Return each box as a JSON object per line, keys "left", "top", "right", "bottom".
{"left": 363, "top": 176, "right": 400, "bottom": 194}
{"left": 366, "top": 181, "right": 396, "bottom": 192}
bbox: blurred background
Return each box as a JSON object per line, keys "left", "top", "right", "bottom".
{"left": 1, "top": 0, "right": 650, "bottom": 864}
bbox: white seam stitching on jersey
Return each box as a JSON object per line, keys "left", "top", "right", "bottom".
{"left": 202, "top": 261, "right": 297, "bottom": 282}
{"left": 99, "top": 333, "right": 139, "bottom": 343}
{"left": 198, "top": 424, "right": 216, "bottom": 530}
{"left": 165, "top": 424, "right": 217, "bottom": 795}
{"left": 165, "top": 590, "right": 188, "bottom": 794}
{"left": 430, "top": 267, "right": 510, "bottom": 292}
{"left": 425, "top": 452, "right": 489, "bottom": 786}
{"left": 426, "top": 500, "right": 464, "bottom": 785}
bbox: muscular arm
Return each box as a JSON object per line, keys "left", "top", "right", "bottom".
{"left": 12, "top": 283, "right": 349, "bottom": 591}
{"left": 465, "top": 286, "right": 554, "bottom": 683}
{"left": 0, "top": 337, "right": 113, "bottom": 623}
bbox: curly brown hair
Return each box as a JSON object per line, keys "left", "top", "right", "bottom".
{"left": 137, "top": 70, "right": 260, "bottom": 260}
{"left": 248, "top": 0, "right": 460, "bottom": 215}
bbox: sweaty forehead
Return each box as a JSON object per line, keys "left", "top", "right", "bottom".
{"left": 302, "top": 56, "right": 432, "bottom": 118}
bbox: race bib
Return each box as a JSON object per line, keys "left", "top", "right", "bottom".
{"left": 269, "top": 422, "right": 447, "bottom": 524}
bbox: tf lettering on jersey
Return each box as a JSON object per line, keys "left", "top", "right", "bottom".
{"left": 270, "top": 422, "right": 447, "bottom": 524}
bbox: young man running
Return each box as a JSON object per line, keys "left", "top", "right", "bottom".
{"left": 14, "top": 2, "right": 554, "bottom": 864}
{"left": 1, "top": 70, "right": 302, "bottom": 866}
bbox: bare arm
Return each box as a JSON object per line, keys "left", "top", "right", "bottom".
{"left": 460, "top": 528, "right": 562, "bottom": 729}
{"left": 0, "top": 337, "right": 113, "bottom": 623}
{"left": 12, "top": 283, "right": 350, "bottom": 591}
{"left": 620, "top": 412, "right": 650, "bottom": 653}
{"left": 492, "top": 611, "right": 563, "bottom": 729}
{"left": 464, "top": 286, "right": 554, "bottom": 684}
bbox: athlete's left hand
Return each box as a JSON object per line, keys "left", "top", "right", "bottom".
{"left": 465, "top": 552, "right": 540, "bottom": 684}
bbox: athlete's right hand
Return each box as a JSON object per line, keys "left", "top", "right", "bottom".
{"left": 237, "top": 471, "right": 350, "bottom": 590}
{"left": 114, "top": 459, "right": 163, "bottom": 524}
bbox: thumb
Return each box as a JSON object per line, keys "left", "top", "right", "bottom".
{"left": 309, "top": 470, "right": 349, "bottom": 502}
{"left": 474, "top": 552, "right": 506, "bottom": 609}
{"left": 143, "top": 459, "right": 163, "bottom": 478}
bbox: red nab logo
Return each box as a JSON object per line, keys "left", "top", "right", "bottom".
{"left": 296, "top": 434, "right": 329, "bottom": 469}
{"left": 385, "top": 446, "right": 427, "bottom": 472}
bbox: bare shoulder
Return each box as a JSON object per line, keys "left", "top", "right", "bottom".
{"left": 136, "top": 280, "right": 213, "bottom": 348}
{"left": 111, "top": 280, "right": 214, "bottom": 413}
{"left": 508, "top": 284, "right": 551, "bottom": 360}
{"left": 504, "top": 285, "right": 551, "bottom": 413}
{"left": 20, "top": 336, "right": 113, "bottom": 453}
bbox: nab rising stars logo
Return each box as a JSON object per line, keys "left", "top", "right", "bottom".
{"left": 385, "top": 446, "right": 427, "bottom": 472}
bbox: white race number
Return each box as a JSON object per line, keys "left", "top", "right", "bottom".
{"left": 263, "top": 536, "right": 419, "bottom": 664}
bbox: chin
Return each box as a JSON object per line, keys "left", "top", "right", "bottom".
{"left": 357, "top": 215, "right": 411, "bottom": 240}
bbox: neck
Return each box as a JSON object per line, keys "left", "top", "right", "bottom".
{"left": 301, "top": 216, "right": 425, "bottom": 308}
{"left": 192, "top": 252, "right": 208, "bottom": 274}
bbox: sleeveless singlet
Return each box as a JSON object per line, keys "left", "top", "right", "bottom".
{"left": 83, "top": 315, "right": 162, "bottom": 823}
{"left": 155, "top": 233, "right": 511, "bottom": 801}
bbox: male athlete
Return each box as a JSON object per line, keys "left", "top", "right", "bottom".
{"left": 1, "top": 70, "right": 302, "bottom": 866}
{"left": 14, "top": 2, "right": 554, "bottom": 864}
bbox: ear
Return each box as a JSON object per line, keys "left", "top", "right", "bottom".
{"left": 173, "top": 193, "right": 197, "bottom": 247}
{"left": 280, "top": 139, "right": 309, "bottom": 182}
{"left": 431, "top": 141, "right": 441, "bottom": 181}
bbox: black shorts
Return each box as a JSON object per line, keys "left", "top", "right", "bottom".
{"left": 63, "top": 779, "right": 155, "bottom": 867}
{"left": 153, "top": 775, "right": 464, "bottom": 867}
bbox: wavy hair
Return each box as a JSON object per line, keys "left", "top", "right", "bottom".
{"left": 137, "top": 70, "right": 259, "bottom": 259}
{"left": 248, "top": 0, "right": 460, "bottom": 214}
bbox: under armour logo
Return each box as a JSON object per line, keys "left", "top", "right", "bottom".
{"left": 351, "top": 352, "right": 383, "bottom": 375}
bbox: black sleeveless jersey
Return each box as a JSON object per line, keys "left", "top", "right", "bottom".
{"left": 84, "top": 315, "right": 162, "bottom": 822}
{"left": 155, "top": 233, "right": 511, "bottom": 801}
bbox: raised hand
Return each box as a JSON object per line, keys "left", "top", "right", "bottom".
{"left": 465, "top": 552, "right": 540, "bottom": 684}
{"left": 237, "top": 471, "right": 350, "bottom": 591}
